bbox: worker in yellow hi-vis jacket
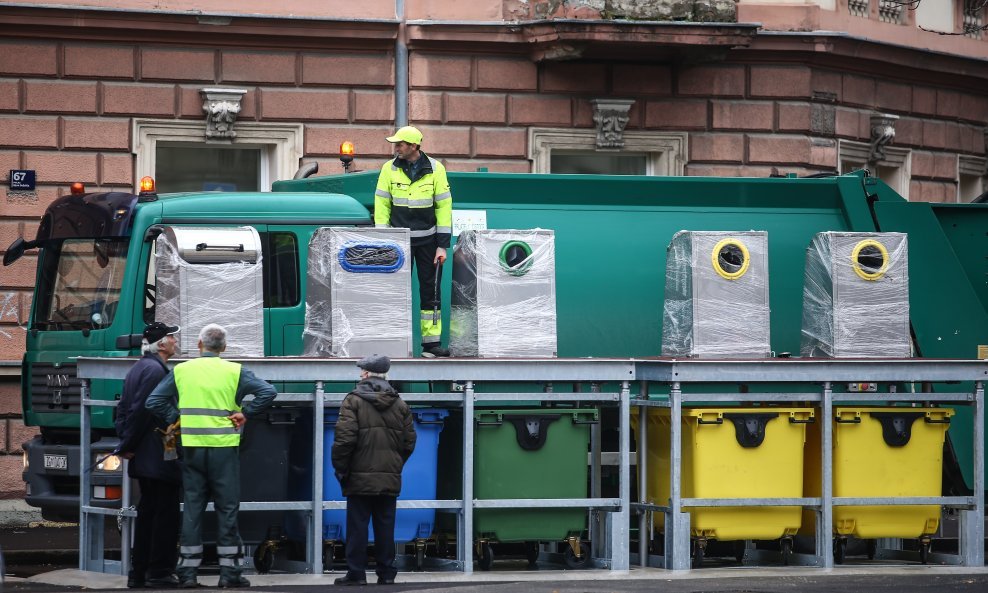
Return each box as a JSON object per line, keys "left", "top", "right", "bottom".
{"left": 374, "top": 125, "right": 453, "bottom": 358}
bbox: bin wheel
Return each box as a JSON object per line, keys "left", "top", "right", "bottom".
{"left": 563, "top": 541, "right": 590, "bottom": 569}
{"left": 692, "top": 539, "right": 706, "bottom": 569}
{"left": 866, "top": 539, "right": 877, "bottom": 560}
{"left": 436, "top": 534, "right": 450, "bottom": 557}
{"left": 414, "top": 541, "right": 426, "bottom": 572}
{"left": 733, "top": 540, "right": 746, "bottom": 564}
{"left": 524, "top": 541, "right": 540, "bottom": 566}
{"left": 476, "top": 543, "right": 494, "bottom": 571}
{"left": 781, "top": 538, "right": 793, "bottom": 566}
{"left": 833, "top": 538, "right": 846, "bottom": 565}
{"left": 919, "top": 538, "right": 931, "bottom": 565}
{"left": 254, "top": 542, "right": 275, "bottom": 574}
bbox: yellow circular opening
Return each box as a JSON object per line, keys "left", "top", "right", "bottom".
{"left": 851, "top": 239, "right": 889, "bottom": 281}
{"left": 711, "top": 238, "right": 751, "bottom": 280}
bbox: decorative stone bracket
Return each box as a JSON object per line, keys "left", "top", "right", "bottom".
{"left": 200, "top": 88, "right": 248, "bottom": 140}
{"left": 591, "top": 99, "right": 635, "bottom": 150}
{"left": 868, "top": 113, "right": 899, "bottom": 165}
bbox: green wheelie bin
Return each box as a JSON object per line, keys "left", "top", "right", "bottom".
{"left": 472, "top": 408, "right": 598, "bottom": 569}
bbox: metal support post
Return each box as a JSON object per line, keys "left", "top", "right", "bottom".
{"left": 79, "top": 378, "right": 103, "bottom": 572}
{"left": 120, "top": 463, "right": 133, "bottom": 576}
{"left": 667, "top": 381, "right": 690, "bottom": 570}
{"left": 460, "top": 380, "right": 475, "bottom": 574}
{"left": 611, "top": 380, "right": 631, "bottom": 571}
{"left": 637, "top": 382, "right": 649, "bottom": 568}
{"left": 311, "top": 381, "right": 325, "bottom": 574}
{"left": 588, "top": 383, "right": 602, "bottom": 561}
{"left": 816, "top": 381, "right": 834, "bottom": 568}
{"left": 959, "top": 380, "right": 985, "bottom": 566}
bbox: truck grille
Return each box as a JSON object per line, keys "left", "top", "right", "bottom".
{"left": 30, "top": 362, "right": 82, "bottom": 414}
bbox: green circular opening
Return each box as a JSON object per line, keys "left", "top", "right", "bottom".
{"left": 499, "top": 240, "right": 533, "bottom": 276}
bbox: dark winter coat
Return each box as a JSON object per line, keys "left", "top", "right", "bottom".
{"left": 331, "top": 377, "right": 416, "bottom": 497}
{"left": 115, "top": 353, "right": 181, "bottom": 483}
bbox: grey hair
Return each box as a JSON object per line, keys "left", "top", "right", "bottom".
{"left": 198, "top": 324, "right": 227, "bottom": 352}
{"left": 140, "top": 337, "right": 168, "bottom": 355}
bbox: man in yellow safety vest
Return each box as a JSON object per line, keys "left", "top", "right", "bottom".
{"left": 375, "top": 125, "right": 453, "bottom": 357}
{"left": 146, "top": 323, "right": 277, "bottom": 589}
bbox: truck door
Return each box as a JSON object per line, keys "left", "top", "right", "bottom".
{"left": 260, "top": 226, "right": 303, "bottom": 356}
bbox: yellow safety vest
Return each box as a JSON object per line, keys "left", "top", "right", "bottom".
{"left": 374, "top": 155, "right": 453, "bottom": 243}
{"left": 174, "top": 357, "right": 243, "bottom": 447}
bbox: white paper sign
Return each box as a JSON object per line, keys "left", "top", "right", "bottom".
{"left": 452, "top": 209, "right": 487, "bottom": 236}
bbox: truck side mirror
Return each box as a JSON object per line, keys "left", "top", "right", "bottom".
{"left": 3, "top": 238, "right": 33, "bottom": 266}
{"left": 115, "top": 334, "right": 143, "bottom": 350}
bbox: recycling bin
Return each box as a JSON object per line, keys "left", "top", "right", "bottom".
{"left": 633, "top": 408, "right": 814, "bottom": 544}
{"left": 321, "top": 408, "right": 448, "bottom": 543}
{"left": 661, "top": 231, "right": 771, "bottom": 358}
{"left": 800, "top": 232, "right": 910, "bottom": 357}
{"left": 303, "top": 227, "right": 412, "bottom": 358}
{"left": 802, "top": 407, "right": 953, "bottom": 561}
{"left": 450, "top": 229, "right": 557, "bottom": 357}
{"left": 155, "top": 225, "right": 264, "bottom": 357}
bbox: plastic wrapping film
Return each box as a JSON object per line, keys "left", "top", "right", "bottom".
{"left": 450, "top": 229, "right": 557, "bottom": 358}
{"left": 155, "top": 226, "right": 265, "bottom": 357}
{"left": 800, "top": 232, "right": 910, "bottom": 358}
{"left": 302, "top": 227, "right": 412, "bottom": 358}
{"left": 661, "top": 230, "right": 771, "bottom": 358}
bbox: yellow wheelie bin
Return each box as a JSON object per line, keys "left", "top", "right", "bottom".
{"left": 634, "top": 407, "right": 815, "bottom": 566}
{"left": 802, "top": 407, "right": 954, "bottom": 563}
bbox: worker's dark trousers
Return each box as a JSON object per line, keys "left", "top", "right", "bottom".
{"left": 344, "top": 494, "right": 398, "bottom": 582}
{"left": 131, "top": 477, "right": 181, "bottom": 580}
{"left": 176, "top": 447, "right": 244, "bottom": 582}
{"left": 411, "top": 240, "right": 442, "bottom": 346}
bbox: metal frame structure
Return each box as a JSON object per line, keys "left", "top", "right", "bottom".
{"left": 77, "top": 357, "right": 985, "bottom": 575}
{"left": 633, "top": 359, "right": 986, "bottom": 570}
{"left": 76, "top": 357, "right": 634, "bottom": 575}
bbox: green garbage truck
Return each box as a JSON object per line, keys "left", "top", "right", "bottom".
{"left": 6, "top": 170, "right": 986, "bottom": 549}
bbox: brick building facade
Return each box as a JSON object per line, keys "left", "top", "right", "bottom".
{"left": 0, "top": 0, "right": 986, "bottom": 497}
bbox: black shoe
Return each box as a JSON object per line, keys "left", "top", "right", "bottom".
{"left": 146, "top": 574, "right": 180, "bottom": 588}
{"left": 127, "top": 576, "right": 146, "bottom": 589}
{"left": 421, "top": 345, "right": 450, "bottom": 358}
{"left": 334, "top": 576, "right": 368, "bottom": 586}
{"left": 177, "top": 579, "right": 200, "bottom": 589}
{"left": 377, "top": 577, "right": 395, "bottom": 585}
{"left": 217, "top": 576, "right": 251, "bottom": 589}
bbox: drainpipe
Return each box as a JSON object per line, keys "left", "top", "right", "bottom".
{"left": 395, "top": 0, "right": 408, "bottom": 127}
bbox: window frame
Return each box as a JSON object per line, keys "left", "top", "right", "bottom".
{"left": 132, "top": 119, "right": 304, "bottom": 193}
{"left": 958, "top": 155, "right": 987, "bottom": 202}
{"left": 838, "top": 139, "right": 912, "bottom": 199}
{"left": 528, "top": 128, "right": 688, "bottom": 176}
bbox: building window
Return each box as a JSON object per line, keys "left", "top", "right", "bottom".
{"left": 958, "top": 155, "right": 987, "bottom": 202}
{"left": 964, "top": 0, "right": 986, "bottom": 39}
{"left": 529, "top": 128, "right": 687, "bottom": 175}
{"left": 838, "top": 139, "right": 912, "bottom": 199}
{"left": 133, "top": 119, "right": 303, "bottom": 193}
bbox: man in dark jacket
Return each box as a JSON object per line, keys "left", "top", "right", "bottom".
{"left": 332, "top": 355, "right": 416, "bottom": 586}
{"left": 115, "top": 322, "right": 182, "bottom": 589}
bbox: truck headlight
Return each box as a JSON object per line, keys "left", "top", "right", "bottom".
{"left": 95, "top": 454, "right": 122, "bottom": 472}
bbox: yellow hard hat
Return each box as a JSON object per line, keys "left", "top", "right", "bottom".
{"left": 386, "top": 125, "right": 423, "bottom": 145}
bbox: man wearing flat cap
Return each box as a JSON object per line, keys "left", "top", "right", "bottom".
{"left": 115, "top": 322, "right": 182, "bottom": 588}
{"left": 375, "top": 125, "right": 453, "bottom": 358}
{"left": 331, "top": 355, "right": 416, "bottom": 586}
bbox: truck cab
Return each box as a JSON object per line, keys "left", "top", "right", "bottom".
{"left": 4, "top": 181, "right": 370, "bottom": 520}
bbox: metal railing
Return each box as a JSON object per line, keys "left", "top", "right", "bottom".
{"left": 633, "top": 358, "right": 985, "bottom": 570}
{"left": 77, "top": 357, "right": 634, "bottom": 575}
{"left": 77, "top": 357, "right": 986, "bottom": 575}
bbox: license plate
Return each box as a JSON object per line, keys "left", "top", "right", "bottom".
{"left": 44, "top": 454, "right": 68, "bottom": 470}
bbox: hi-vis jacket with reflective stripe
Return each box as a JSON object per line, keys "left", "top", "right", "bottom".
{"left": 146, "top": 352, "right": 278, "bottom": 447}
{"left": 173, "top": 357, "right": 244, "bottom": 447}
{"left": 374, "top": 154, "right": 453, "bottom": 247}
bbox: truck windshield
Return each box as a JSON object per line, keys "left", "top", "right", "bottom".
{"left": 34, "top": 238, "right": 128, "bottom": 331}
